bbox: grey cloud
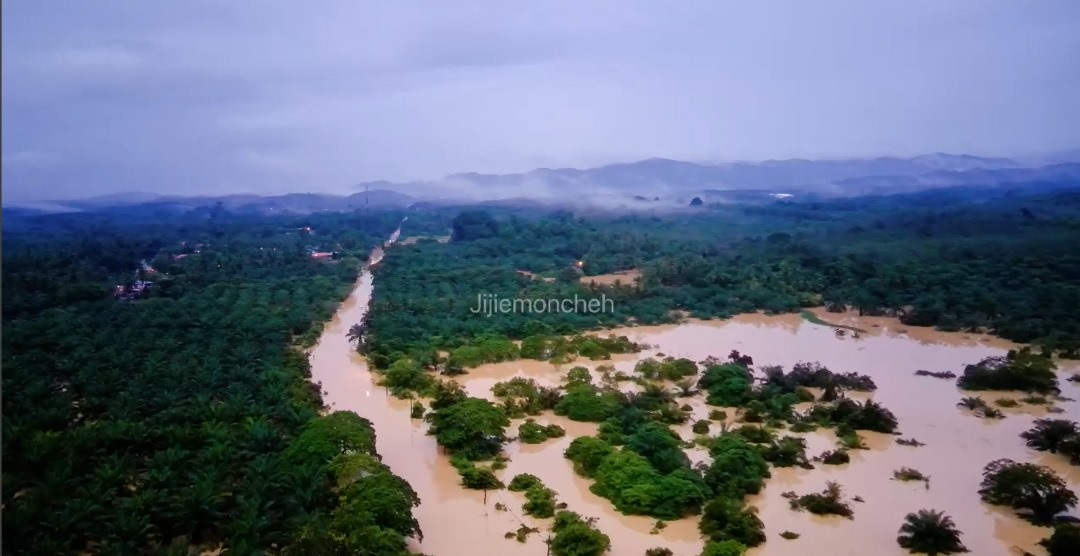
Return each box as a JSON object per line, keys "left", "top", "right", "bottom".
{"left": 3, "top": 0, "right": 1079, "bottom": 203}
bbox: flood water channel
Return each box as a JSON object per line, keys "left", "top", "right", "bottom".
{"left": 308, "top": 245, "right": 1080, "bottom": 556}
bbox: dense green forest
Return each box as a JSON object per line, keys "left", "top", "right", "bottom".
{"left": 365, "top": 187, "right": 1080, "bottom": 370}
{"left": 1, "top": 208, "right": 422, "bottom": 554}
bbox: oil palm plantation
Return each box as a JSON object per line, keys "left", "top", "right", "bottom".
{"left": 896, "top": 509, "right": 968, "bottom": 555}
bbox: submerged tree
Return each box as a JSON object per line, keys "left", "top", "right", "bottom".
{"left": 957, "top": 348, "right": 1059, "bottom": 393}
{"left": 896, "top": 509, "right": 968, "bottom": 555}
{"left": 549, "top": 511, "right": 611, "bottom": 556}
{"left": 1020, "top": 419, "right": 1079, "bottom": 454}
{"left": 346, "top": 323, "right": 365, "bottom": 344}
{"left": 698, "top": 498, "right": 766, "bottom": 547}
{"left": 978, "top": 459, "right": 1077, "bottom": 524}
{"left": 427, "top": 397, "right": 510, "bottom": 460}
{"left": 1041, "top": 524, "right": 1080, "bottom": 556}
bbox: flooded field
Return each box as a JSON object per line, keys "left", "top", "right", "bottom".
{"left": 309, "top": 273, "right": 1080, "bottom": 556}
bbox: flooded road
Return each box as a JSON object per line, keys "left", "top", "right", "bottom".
{"left": 308, "top": 260, "right": 1080, "bottom": 555}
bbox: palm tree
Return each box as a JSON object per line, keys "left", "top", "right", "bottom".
{"left": 896, "top": 509, "right": 968, "bottom": 555}
{"left": 675, "top": 377, "right": 699, "bottom": 397}
{"left": 1020, "top": 419, "right": 1079, "bottom": 453}
{"left": 346, "top": 323, "right": 365, "bottom": 344}
{"left": 956, "top": 397, "right": 987, "bottom": 411}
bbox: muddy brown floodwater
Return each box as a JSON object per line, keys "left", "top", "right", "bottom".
{"left": 309, "top": 257, "right": 1080, "bottom": 556}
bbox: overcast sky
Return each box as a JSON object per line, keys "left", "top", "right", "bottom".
{"left": 3, "top": 1, "right": 1079, "bottom": 202}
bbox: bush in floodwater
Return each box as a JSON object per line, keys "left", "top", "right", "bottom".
{"left": 731, "top": 425, "right": 775, "bottom": 444}
{"left": 1041, "top": 524, "right": 1080, "bottom": 556}
{"left": 523, "top": 484, "right": 558, "bottom": 518}
{"left": 590, "top": 450, "right": 710, "bottom": 519}
{"left": 383, "top": 357, "right": 435, "bottom": 396}
{"left": 700, "top": 540, "right": 750, "bottom": 556}
{"left": 564, "top": 436, "right": 616, "bottom": 477}
{"left": 760, "top": 436, "right": 813, "bottom": 469}
{"left": 491, "top": 377, "right": 564, "bottom": 416}
{"left": 428, "top": 396, "right": 509, "bottom": 460}
{"left": 1022, "top": 394, "right": 1051, "bottom": 405}
{"left": 837, "top": 429, "right": 868, "bottom": 450}
{"left": 896, "top": 509, "right": 968, "bottom": 555}
{"left": 704, "top": 435, "right": 772, "bottom": 499}
{"left": 779, "top": 531, "right": 800, "bottom": 540}
{"left": 893, "top": 467, "right": 930, "bottom": 482}
{"left": 550, "top": 511, "right": 611, "bottom": 556}
{"left": 804, "top": 398, "right": 899, "bottom": 433}
{"left": 518, "top": 419, "right": 566, "bottom": 444}
{"left": 1020, "top": 419, "right": 1080, "bottom": 456}
{"left": 698, "top": 497, "right": 766, "bottom": 547}
{"left": 450, "top": 456, "right": 504, "bottom": 490}
{"left": 815, "top": 449, "right": 851, "bottom": 465}
{"left": 994, "top": 398, "right": 1020, "bottom": 408}
{"left": 565, "top": 366, "right": 593, "bottom": 387}
{"left": 914, "top": 369, "right": 957, "bottom": 379}
{"left": 896, "top": 437, "right": 925, "bottom": 447}
{"left": 709, "top": 409, "right": 728, "bottom": 421}
{"left": 507, "top": 473, "right": 543, "bottom": 492}
{"left": 783, "top": 361, "right": 877, "bottom": 391}
{"left": 789, "top": 419, "right": 818, "bottom": 433}
{"left": 788, "top": 481, "right": 855, "bottom": 519}
{"left": 656, "top": 357, "right": 699, "bottom": 380}
{"left": 692, "top": 419, "right": 711, "bottom": 435}
{"left": 979, "top": 459, "right": 1078, "bottom": 524}
{"left": 646, "top": 549, "right": 674, "bottom": 556}
{"left": 698, "top": 363, "right": 754, "bottom": 407}
{"left": 506, "top": 524, "right": 540, "bottom": 543}
{"left": 554, "top": 385, "right": 621, "bottom": 422}
{"left": 978, "top": 406, "right": 1005, "bottom": 419}
{"left": 957, "top": 347, "right": 1059, "bottom": 394}
{"left": 410, "top": 401, "right": 425, "bottom": 419}
{"left": 957, "top": 396, "right": 988, "bottom": 410}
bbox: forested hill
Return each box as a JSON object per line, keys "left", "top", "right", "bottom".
{"left": 1, "top": 209, "right": 423, "bottom": 554}
{"left": 364, "top": 186, "right": 1080, "bottom": 371}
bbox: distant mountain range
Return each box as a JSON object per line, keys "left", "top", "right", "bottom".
{"left": 10, "top": 153, "right": 1080, "bottom": 214}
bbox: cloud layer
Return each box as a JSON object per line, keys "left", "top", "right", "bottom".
{"left": 3, "top": 0, "right": 1079, "bottom": 201}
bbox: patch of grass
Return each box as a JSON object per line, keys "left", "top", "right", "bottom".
{"left": 895, "top": 437, "right": 925, "bottom": 447}
{"left": 994, "top": 398, "right": 1020, "bottom": 408}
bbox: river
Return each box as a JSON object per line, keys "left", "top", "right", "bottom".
{"left": 307, "top": 242, "right": 1080, "bottom": 556}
